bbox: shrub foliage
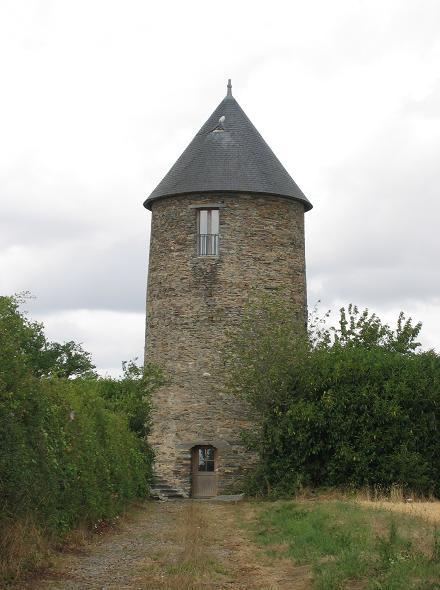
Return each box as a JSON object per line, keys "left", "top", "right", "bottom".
{"left": 226, "top": 299, "right": 439, "bottom": 496}
{"left": 0, "top": 378, "right": 149, "bottom": 532}
{"left": 0, "top": 294, "right": 160, "bottom": 582}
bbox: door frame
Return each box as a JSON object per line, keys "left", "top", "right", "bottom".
{"left": 191, "top": 445, "right": 218, "bottom": 498}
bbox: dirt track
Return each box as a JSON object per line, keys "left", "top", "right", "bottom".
{"left": 27, "top": 501, "right": 310, "bottom": 590}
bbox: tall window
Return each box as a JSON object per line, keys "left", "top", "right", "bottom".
{"left": 198, "top": 209, "right": 219, "bottom": 256}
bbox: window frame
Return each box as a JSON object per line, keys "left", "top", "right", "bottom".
{"left": 197, "top": 208, "right": 220, "bottom": 257}
{"left": 195, "top": 446, "right": 215, "bottom": 472}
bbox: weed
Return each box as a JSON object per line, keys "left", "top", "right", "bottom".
{"left": 0, "top": 518, "right": 50, "bottom": 586}
{"left": 433, "top": 529, "right": 440, "bottom": 563}
{"left": 253, "top": 500, "right": 440, "bottom": 589}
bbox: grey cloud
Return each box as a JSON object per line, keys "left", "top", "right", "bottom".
{"left": 402, "top": 81, "right": 440, "bottom": 119}
{"left": 1, "top": 0, "right": 440, "bottom": 371}
{"left": 306, "top": 101, "right": 440, "bottom": 309}
{"left": 308, "top": 266, "right": 440, "bottom": 309}
{"left": 6, "top": 234, "right": 149, "bottom": 314}
{"left": 0, "top": 155, "right": 151, "bottom": 313}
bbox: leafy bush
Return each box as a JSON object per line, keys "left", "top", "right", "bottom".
{"left": 0, "top": 378, "right": 150, "bottom": 532}
{"left": 226, "top": 298, "right": 440, "bottom": 496}
{"left": 97, "top": 359, "right": 164, "bottom": 439}
{"left": 0, "top": 294, "right": 160, "bottom": 583}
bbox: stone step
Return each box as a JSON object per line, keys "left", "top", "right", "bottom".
{"left": 151, "top": 493, "right": 186, "bottom": 501}
{"left": 150, "top": 475, "right": 187, "bottom": 501}
{"left": 150, "top": 487, "right": 186, "bottom": 501}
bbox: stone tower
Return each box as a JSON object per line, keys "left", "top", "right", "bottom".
{"left": 144, "top": 81, "right": 312, "bottom": 498}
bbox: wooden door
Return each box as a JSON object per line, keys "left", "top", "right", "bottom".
{"left": 191, "top": 446, "right": 218, "bottom": 498}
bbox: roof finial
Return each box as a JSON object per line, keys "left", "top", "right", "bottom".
{"left": 227, "top": 78, "right": 232, "bottom": 97}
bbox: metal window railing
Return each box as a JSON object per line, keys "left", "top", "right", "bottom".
{"left": 198, "top": 233, "right": 219, "bottom": 256}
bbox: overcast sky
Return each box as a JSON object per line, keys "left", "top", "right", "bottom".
{"left": 1, "top": 0, "right": 439, "bottom": 375}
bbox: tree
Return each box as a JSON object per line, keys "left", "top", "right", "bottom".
{"left": 224, "top": 296, "right": 439, "bottom": 496}
{"left": 97, "top": 359, "right": 165, "bottom": 438}
{"left": 315, "top": 303, "right": 422, "bottom": 354}
{"left": 0, "top": 294, "right": 96, "bottom": 382}
{"left": 225, "top": 298, "right": 423, "bottom": 412}
{"left": 42, "top": 341, "right": 96, "bottom": 379}
{"left": 223, "top": 294, "right": 307, "bottom": 413}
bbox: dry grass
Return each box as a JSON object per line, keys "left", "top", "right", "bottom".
{"left": 141, "top": 501, "right": 311, "bottom": 590}
{"left": 14, "top": 497, "right": 439, "bottom": 590}
{"left": 358, "top": 499, "right": 440, "bottom": 525}
{"left": 356, "top": 485, "right": 440, "bottom": 525}
{"left": 0, "top": 518, "right": 50, "bottom": 586}
{"left": 140, "top": 502, "right": 226, "bottom": 590}
{"left": 25, "top": 501, "right": 307, "bottom": 590}
{"left": 1, "top": 509, "right": 128, "bottom": 588}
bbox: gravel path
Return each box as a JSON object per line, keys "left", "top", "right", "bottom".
{"left": 26, "top": 501, "right": 310, "bottom": 590}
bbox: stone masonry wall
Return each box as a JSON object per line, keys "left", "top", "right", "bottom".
{"left": 144, "top": 193, "right": 306, "bottom": 496}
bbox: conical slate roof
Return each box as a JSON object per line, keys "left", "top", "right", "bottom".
{"left": 144, "top": 82, "right": 312, "bottom": 211}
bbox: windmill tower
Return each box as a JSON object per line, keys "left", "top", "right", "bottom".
{"left": 144, "top": 81, "right": 312, "bottom": 498}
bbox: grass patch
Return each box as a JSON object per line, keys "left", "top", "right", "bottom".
{"left": 253, "top": 500, "right": 440, "bottom": 589}
{"left": 0, "top": 518, "right": 51, "bottom": 586}
{"left": 140, "top": 502, "right": 227, "bottom": 589}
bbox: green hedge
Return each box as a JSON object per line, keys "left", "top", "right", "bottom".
{"left": 0, "top": 376, "right": 150, "bottom": 534}
{"left": 225, "top": 299, "right": 440, "bottom": 497}
{"left": 0, "top": 294, "right": 153, "bottom": 539}
{"left": 248, "top": 347, "right": 440, "bottom": 497}
{"left": 0, "top": 295, "right": 156, "bottom": 583}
